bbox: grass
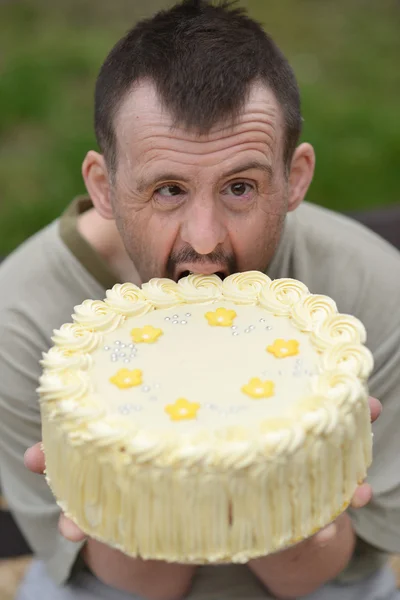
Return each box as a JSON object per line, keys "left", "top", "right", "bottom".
{"left": 0, "top": 0, "right": 399, "bottom": 255}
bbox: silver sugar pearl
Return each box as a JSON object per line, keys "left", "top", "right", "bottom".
{"left": 172, "top": 320, "right": 179, "bottom": 324}
{"left": 265, "top": 326, "right": 272, "bottom": 331}
{"left": 259, "top": 318, "right": 265, "bottom": 323}
{"left": 129, "top": 343, "right": 135, "bottom": 349}
{"left": 141, "top": 385, "right": 151, "bottom": 393}
{"left": 173, "top": 314, "right": 179, "bottom": 319}
{"left": 232, "top": 331, "right": 239, "bottom": 336}
{"left": 104, "top": 345, "right": 110, "bottom": 351}
{"left": 231, "top": 325, "right": 237, "bottom": 330}
{"left": 296, "top": 359, "right": 303, "bottom": 365}
{"left": 180, "top": 320, "right": 187, "bottom": 325}
{"left": 164, "top": 316, "right": 170, "bottom": 321}
{"left": 123, "top": 359, "right": 130, "bottom": 364}
{"left": 114, "top": 341, "right": 121, "bottom": 346}
{"left": 249, "top": 325, "right": 255, "bottom": 330}
{"left": 185, "top": 313, "right": 192, "bottom": 317}
{"left": 119, "top": 353, "right": 126, "bottom": 358}
{"left": 244, "top": 328, "right": 250, "bottom": 333}
{"left": 111, "top": 355, "right": 118, "bottom": 362}
{"left": 120, "top": 343, "right": 126, "bottom": 348}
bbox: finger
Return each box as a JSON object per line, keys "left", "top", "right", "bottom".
{"left": 368, "top": 397, "right": 382, "bottom": 423}
{"left": 58, "top": 513, "right": 87, "bottom": 543}
{"left": 24, "top": 442, "right": 45, "bottom": 474}
{"left": 314, "top": 522, "right": 337, "bottom": 547}
{"left": 351, "top": 482, "right": 372, "bottom": 509}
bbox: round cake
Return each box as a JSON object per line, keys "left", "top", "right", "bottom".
{"left": 38, "top": 272, "right": 374, "bottom": 563}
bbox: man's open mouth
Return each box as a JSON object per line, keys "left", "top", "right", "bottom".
{"left": 176, "top": 270, "right": 228, "bottom": 282}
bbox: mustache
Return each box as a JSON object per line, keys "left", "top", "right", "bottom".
{"left": 166, "top": 246, "right": 237, "bottom": 278}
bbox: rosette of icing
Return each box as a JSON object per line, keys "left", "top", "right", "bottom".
{"left": 72, "top": 300, "right": 125, "bottom": 333}
{"left": 104, "top": 283, "right": 151, "bottom": 317}
{"left": 321, "top": 343, "right": 374, "bottom": 380}
{"left": 41, "top": 346, "right": 93, "bottom": 372}
{"left": 311, "top": 314, "right": 367, "bottom": 351}
{"left": 52, "top": 323, "right": 102, "bottom": 354}
{"left": 37, "top": 369, "right": 91, "bottom": 403}
{"left": 259, "top": 278, "right": 309, "bottom": 315}
{"left": 177, "top": 274, "right": 223, "bottom": 303}
{"left": 311, "top": 370, "right": 364, "bottom": 406}
{"left": 290, "top": 294, "right": 337, "bottom": 332}
{"left": 142, "top": 278, "right": 182, "bottom": 308}
{"left": 222, "top": 271, "right": 271, "bottom": 304}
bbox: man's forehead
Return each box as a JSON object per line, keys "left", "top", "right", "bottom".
{"left": 115, "top": 80, "right": 282, "bottom": 148}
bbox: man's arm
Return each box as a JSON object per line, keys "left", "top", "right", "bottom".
{"left": 25, "top": 443, "right": 195, "bottom": 600}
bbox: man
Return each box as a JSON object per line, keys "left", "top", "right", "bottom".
{"left": 0, "top": 1, "right": 399, "bottom": 598}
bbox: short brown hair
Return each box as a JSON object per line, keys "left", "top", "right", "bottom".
{"left": 95, "top": 0, "right": 302, "bottom": 175}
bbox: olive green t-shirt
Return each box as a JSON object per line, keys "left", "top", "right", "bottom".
{"left": 0, "top": 197, "right": 399, "bottom": 591}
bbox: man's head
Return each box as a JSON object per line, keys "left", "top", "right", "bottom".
{"left": 83, "top": 0, "right": 315, "bottom": 283}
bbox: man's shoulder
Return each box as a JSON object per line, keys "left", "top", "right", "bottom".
{"left": 273, "top": 202, "right": 400, "bottom": 350}
{"left": 0, "top": 220, "right": 106, "bottom": 343}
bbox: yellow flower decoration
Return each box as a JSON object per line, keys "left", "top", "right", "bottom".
{"left": 110, "top": 368, "right": 143, "bottom": 389}
{"left": 165, "top": 398, "right": 201, "bottom": 421}
{"left": 267, "top": 338, "right": 300, "bottom": 359}
{"left": 130, "top": 325, "right": 163, "bottom": 344}
{"left": 241, "top": 377, "right": 275, "bottom": 399}
{"left": 205, "top": 307, "right": 237, "bottom": 327}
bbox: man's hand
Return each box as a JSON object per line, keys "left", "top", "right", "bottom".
{"left": 248, "top": 396, "right": 382, "bottom": 599}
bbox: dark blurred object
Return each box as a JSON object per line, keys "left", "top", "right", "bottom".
{"left": 349, "top": 204, "right": 400, "bottom": 250}
{"left": 0, "top": 201, "right": 399, "bottom": 559}
{"left": 0, "top": 506, "right": 32, "bottom": 558}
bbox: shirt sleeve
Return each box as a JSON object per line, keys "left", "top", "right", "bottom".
{"left": 0, "top": 308, "right": 85, "bottom": 585}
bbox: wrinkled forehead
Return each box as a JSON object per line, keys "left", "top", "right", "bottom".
{"left": 113, "top": 80, "right": 285, "bottom": 168}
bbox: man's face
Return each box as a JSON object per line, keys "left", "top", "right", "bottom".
{"left": 110, "top": 81, "right": 289, "bottom": 283}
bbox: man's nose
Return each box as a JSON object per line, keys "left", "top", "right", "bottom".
{"left": 180, "top": 196, "right": 227, "bottom": 255}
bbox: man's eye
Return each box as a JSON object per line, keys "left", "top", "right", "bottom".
{"left": 224, "top": 182, "right": 254, "bottom": 197}
{"left": 156, "top": 184, "right": 183, "bottom": 197}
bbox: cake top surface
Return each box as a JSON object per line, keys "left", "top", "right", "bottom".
{"left": 38, "top": 272, "right": 373, "bottom": 468}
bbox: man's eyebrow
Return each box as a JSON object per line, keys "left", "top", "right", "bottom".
{"left": 222, "top": 160, "right": 273, "bottom": 181}
{"left": 136, "top": 160, "right": 273, "bottom": 193}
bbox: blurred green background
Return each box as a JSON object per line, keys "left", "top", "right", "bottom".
{"left": 1, "top": 0, "right": 399, "bottom": 255}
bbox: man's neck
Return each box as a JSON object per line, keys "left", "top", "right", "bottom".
{"left": 77, "top": 208, "right": 142, "bottom": 286}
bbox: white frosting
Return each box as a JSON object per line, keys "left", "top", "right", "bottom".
{"left": 259, "top": 278, "right": 309, "bottom": 315}
{"left": 222, "top": 271, "right": 271, "bottom": 304}
{"left": 72, "top": 299, "right": 125, "bottom": 333}
{"left": 142, "top": 278, "right": 183, "bottom": 308}
{"left": 177, "top": 274, "right": 223, "bottom": 303}
{"left": 104, "top": 283, "right": 151, "bottom": 317}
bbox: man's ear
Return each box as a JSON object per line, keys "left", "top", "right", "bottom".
{"left": 287, "top": 143, "right": 315, "bottom": 212}
{"left": 82, "top": 151, "right": 113, "bottom": 219}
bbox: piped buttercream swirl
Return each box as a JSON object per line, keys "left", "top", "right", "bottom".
{"left": 312, "top": 314, "right": 367, "bottom": 351}
{"left": 259, "top": 278, "right": 309, "bottom": 315}
{"left": 52, "top": 323, "right": 102, "bottom": 353}
{"left": 311, "top": 371, "right": 365, "bottom": 406}
{"left": 177, "top": 274, "right": 223, "bottom": 303}
{"left": 72, "top": 300, "right": 125, "bottom": 333}
{"left": 142, "top": 278, "right": 182, "bottom": 308}
{"left": 41, "top": 347, "right": 93, "bottom": 372}
{"left": 105, "top": 283, "right": 151, "bottom": 317}
{"left": 321, "top": 343, "right": 374, "bottom": 380}
{"left": 37, "top": 370, "right": 91, "bottom": 403}
{"left": 290, "top": 294, "right": 337, "bottom": 332}
{"left": 222, "top": 272, "right": 271, "bottom": 304}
